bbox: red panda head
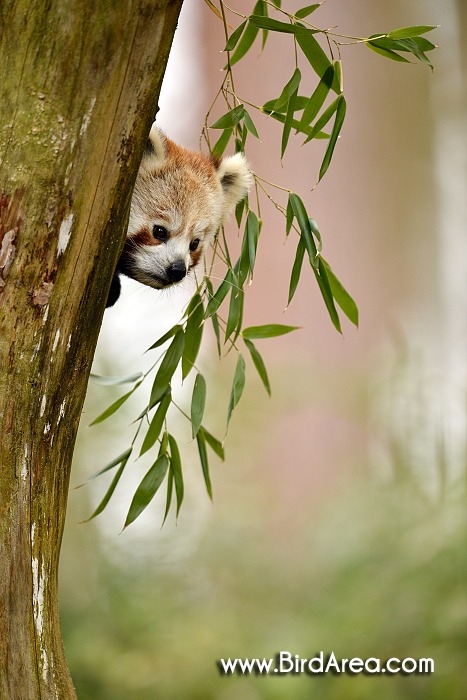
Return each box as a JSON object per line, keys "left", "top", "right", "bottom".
{"left": 119, "top": 125, "right": 252, "bottom": 289}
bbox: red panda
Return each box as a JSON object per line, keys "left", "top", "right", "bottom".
{"left": 107, "top": 125, "right": 252, "bottom": 306}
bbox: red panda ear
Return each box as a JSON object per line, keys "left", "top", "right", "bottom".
{"left": 141, "top": 124, "right": 167, "bottom": 170}
{"left": 217, "top": 153, "right": 252, "bottom": 217}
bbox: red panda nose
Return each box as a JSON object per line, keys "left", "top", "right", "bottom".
{"left": 167, "top": 260, "right": 187, "bottom": 283}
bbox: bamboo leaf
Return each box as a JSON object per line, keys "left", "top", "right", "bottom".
{"left": 191, "top": 373, "right": 207, "bottom": 438}
{"left": 288, "top": 235, "right": 306, "bottom": 305}
{"left": 90, "top": 372, "right": 143, "bottom": 386}
{"left": 387, "top": 25, "right": 437, "bottom": 40}
{"left": 289, "top": 193, "right": 318, "bottom": 267}
{"left": 295, "top": 4, "right": 320, "bottom": 19}
{"left": 225, "top": 277, "right": 243, "bottom": 341}
{"left": 202, "top": 428, "right": 225, "bottom": 460}
{"left": 281, "top": 87, "right": 298, "bottom": 157}
{"left": 314, "top": 259, "right": 341, "bottom": 333}
{"left": 242, "top": 324, "right": 299, "bottom": 340}
{"left": 227, "top": 353, "right": 246, "bottom": 426}
{"left": 210, "top": 105, "right": 245, "bottom": 129}
{"left": 76, "top": 447, "right": 133, "bottom": 488}
{"left": 146, "top": 324, "right": 182, "bottom": 352}
{"left": 212, "top": 128, "right": 234, "bottom": 158}
{"left": 224, "top": 20, "right": 247, "bottom": 52}
{"left": 83, "top": 451, "right": 132, "bottom": 521}
{"left": 168, "top": 434, "right": 184, "bottom": 516}
{"left": 90, "top": 383, "right": 141, "bottom": 426}
{"left": 262, "top": 107, "right": 330, "bottom": 140}
{"left": 299, "top": 65, "right": 334, "bottom": 128}
{"left": 319, "top": 94, "right": 346, "bottom": 181}
{"left": 149, "top": 329, "right": 185, "bottom": 406}
{"left": 296, "top": 33, "right": 340, "bottom": 92}
{"left": 229, "top": 0, "right": 264, "bottom": 66}
{"left": 139, "top": 392, "right": 171, "bottom": 457}
{"left": 244, "top": 338, "right": 271, "bottom": 396}
{"left": 182, "top": 294, "right": 204, "bottom": 379}
{"left": 366, "top": 42, "right": 411, "bottom": 63}
{"left": 124, "top": 455, "right": 169, "bottom": 528}
{"left": 196, "top": 429, "right": 213, "bottom": 500}
{"left": 321, "top": 259, "right": 358, "bottom": 327}
{"left": 273, "top": 68, "right": 302, "bottom": 111}
{"left": 249, "top": 15, "right": 314, "bottom": 35}
{"left": 303, "top": 96, "right": 339, "bottom": 144}
{"left": 247, "top": 210, "right": 260, "bottom": 275}
{"left": 204, "top": 269, "right": 234, "bottom": 318}
{"left": 243, "top": 109, "right": 260, "bottom": 139}
{"left": 203, "top": 0, "right": 223, "bottom": 21}
{"left": 263, "top": 95, "right": 309, "bottom": 114}
{"left": 162, "top": 468, "right": 174, "bottom": 526}
{"left": 205, "top": 278, "right": 222, "bottom": 356}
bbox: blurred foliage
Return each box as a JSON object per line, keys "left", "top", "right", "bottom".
{"left": 62, "top": 473, "right": 466, "bottom": 699}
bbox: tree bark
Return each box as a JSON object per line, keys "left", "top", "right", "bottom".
{"left": 0, "top": 1, "right": 183, "bottom": 697}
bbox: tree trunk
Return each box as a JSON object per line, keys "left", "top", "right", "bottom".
{"left": 0, "top": 1, "right": 183, "bottom": 697}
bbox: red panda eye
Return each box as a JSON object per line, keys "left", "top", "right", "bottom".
{"left": 190, "top": 238, "right": 200, "bottom": 252}
{"left": 153, "top": 225, "right": 168, "bottom": 240}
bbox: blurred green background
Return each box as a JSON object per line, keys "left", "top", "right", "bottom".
{"left": 60, "top": 1, "right": 467, "bottom": 697}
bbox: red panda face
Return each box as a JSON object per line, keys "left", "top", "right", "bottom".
{"left": 119, "top": 126, "right": 252, "bottom": 290}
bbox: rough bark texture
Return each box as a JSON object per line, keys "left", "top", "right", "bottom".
{"left": 0, "top": 1, "right": 183, "bottom": 697}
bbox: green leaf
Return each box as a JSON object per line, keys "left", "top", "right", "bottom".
{"left": 162, "top": 468, "right": 174, "bottom": 526}
{"left": 124, "top": 455, "right": 169, "bottom": 528}
{"left": 321, "top": 259, "right": 358, "bottom": 327}
{"left": 314, "top": 258, "right": 341, "bottom": 333}
{"left": 202, "top": 428, "right": 225, "bottom": 460}
{"left": 196, "top": 429, "right": 213, "bottom": 500}
{"left": 247, "top": 210, "right": 260, "bottom": 275}
{"left": 387, "top": 25, "right": 437, "bottom": 40}
{"left": 212, "top": 128, "right": 233, "bottom": 158}
{"left": 262, "top": 108, "right": 330, "bottom": 140}
{"left": 244, "top": 338, "right": 271, "bottom": 396}
{"left": 90, "top": 372, "right": 143, "bottom": 386}
{"left": 149, "top": 329, "right": 185, "bottom": 406}
{"left": 366, "top": 42, "right": 411, "bottom": 63}
{"left": 168, "top": 434, "right": 184, "bottom": 516}
{"left": 210, "top": 105, "right": 245, "bottom": 129}
{"left": 224, "top": 20, "right": 247, "bottom": 52}
{"left": 76, "top": 447, "right": 133, "bottom": 488}
{"left": 90, "top": 383, "right": 141, "bottom": 426}
{"left": 139, "top": 392, "right": 171, "bottom": 457}
{"left": 281, "top": 87, "right": 298, "bottom": 157}
{"left": 296, "top": 33, "right": 340, "bottom": 92}
{"left": 295, "top": 4, "right": 320, "bottom": 19}
{"left": 289, "top": 193, "right": 318, "bottom": 267}
{"left": 242, "top": 324, "right": 299, "bottom": 340}
{"left": 225, "top": 273, "right": 243, "bottom": 341}
{"left": 243, "top": 109, "right": 260, "bottom": 139}
{"left": 288, "top": 235, "right": 306, "bottom": 306}
{"left": 309, "top": 218, "right": 322, "bottom": 252}
{"left": 249, "top": 15, "right": 314, "bottom": 35}
{"left": 182, "top": 294, "right": 204, "bottom": 379}
{"left": 191, "top": 373, "right": 207, "bottom": 438}
{"left": 83, "top": 450, "right": 132, "bottom": 521}
{"left": 286, "top": 193, "right": 294, "bottom": 235}
{"left": 303, "top": 96, "right": 339, "bottom": 144}
{"left": 299, "top": 65, "right": 334, "bottom": 128}
{"left": 204, "top": 269, "right": 234, "bottom": 318}
{"left": 319, "top": 94, "right": 346, "bottom": 181}
{"left": 398, "top": 37, "right": 433, "bottom": 68}
{"left": 274, "top": 68, "right": 302, "bottom": 111}
{"left": 263, "top": 95, "right": 309, "bottom": 114}
{"left": 146, "top": 324, "right": 182, "bottom": 352}
{"left": 227, "top": 353, "right": 246, "bottom": 426}
{"left": 229, "top": 0, "right": 264, "bottom": 66}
